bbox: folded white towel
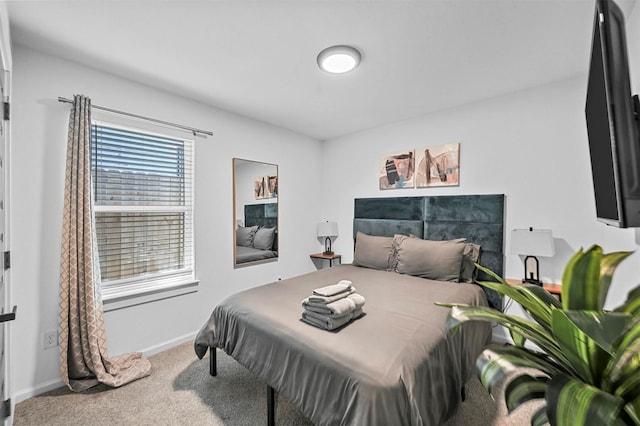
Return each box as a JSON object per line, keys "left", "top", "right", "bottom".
{"left": 306, "top": 288, "right": 355, "bottom": 304}
{"left": 303, "top": 293, "right": 366, "bottom": 318}
{"left": 301, "top": 308, "right": 364, "bottom": 331}
{"left": 312, "top": 280, "right": 354, "bottom": 297}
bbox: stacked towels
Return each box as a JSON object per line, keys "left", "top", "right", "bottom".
{"left": 301, "top": 280, "right": 365, "bottom": 331}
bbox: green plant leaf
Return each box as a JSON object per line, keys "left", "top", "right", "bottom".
{"left": 519, "top": 283, "right": 563, "bottom": 331}
{"left": 606, "top": 318, "right": 640, "bottom": 395}
{"left": 551, "top": 310, "right": 611, "bottom": 386}
{"left": 475, "top": 277, "right": 553, "bottom": 328}
{"left": 546, "top": 373, "right": 627, "bottom": 426}
{"left": 474, "top": 262, "right": 507, "bottom": 284}
{"left": 598, "top": 251, "right": 634, "bottom": 309}
{"left": 562, "top": 245, "right": 602, "bottom": 311}
{"left": 443, "top": 304, "right": 546, "bottom": 339}
{"left": 476, "top": 346, "right": 517, "bottom": 395}
{"left": 615, "top": 368, "right": 640, "bottom": 406}
{"left": 561, "top": 311, "right": 630, "bottom": 355}
{"left": 615, "top": 283, "right": 640, "bottom": 317}
{"left": 505, "top": 374, "right": 549, "bottom": 413}
{"left": 522, "top": 283, "right": 562, "bottom": 309}
{"left": 623, "top": 394, "right": 640, "bottom": 425}
{"left": 478, "top": 343, "right": 570, "bottom": 378}
{"left": 531, "top": 405, "right": 549, "bottom": 426}
{"left": 612, "top": 328, "right": 640, "bottom": 402}
{"left": 476, "top": 345, "right": 568, "bottom": 398}
{"left": 560, "top": 247, "right": 584, "bottom": 305}
{"left": 475, "top": 264, "right": 563, "bottom": 329}
{"left": 441, "top": 304, "right": 573, "bottom": 371}
{"left": 509, "top": 328, "right": 526, "bottom": 347}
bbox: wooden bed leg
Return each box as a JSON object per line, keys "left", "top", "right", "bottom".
{"left": 267, "top": 385, "right": 276, "bottom": 426}
{"left": 209, "top": 347, "right": 217, "bottom": 377}
{"left": 461, "top": 385, "right": 466, "bottom": 402}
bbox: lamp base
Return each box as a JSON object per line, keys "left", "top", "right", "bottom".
{"left": 323, "top": 236, "right": 333, "bottom": 256}
{"left": 523, "top": 255, "right": 542, "bottom": 286}
{"left": 522, "top": 277, "right": 543, "bottom": 286}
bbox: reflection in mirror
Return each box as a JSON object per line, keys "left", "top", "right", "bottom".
{"left": 233, "top": 158, "right": 278, "bottom": 268}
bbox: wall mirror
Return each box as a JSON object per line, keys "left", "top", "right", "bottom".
{"left": 233, "top": 158, "right": 279, "bottom": 268}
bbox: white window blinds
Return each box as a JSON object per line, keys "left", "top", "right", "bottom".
{"left": 91, "top": 122, "right": 194, "bottom": 290}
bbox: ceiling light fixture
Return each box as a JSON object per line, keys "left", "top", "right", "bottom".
{"left": 317, "top": 45, "right": 361, "bottom": 74}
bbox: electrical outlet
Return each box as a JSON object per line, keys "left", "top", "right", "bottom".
{"left": 43, "top": 330, "right": 58, "bottom": 349}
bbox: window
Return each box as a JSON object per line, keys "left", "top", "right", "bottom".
{"left": 91, "top": 122, "right": 194, "bottom": 299}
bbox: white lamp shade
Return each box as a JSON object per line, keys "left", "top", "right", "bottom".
{"left": 510, "top": 229, "right": 555, "bottom": 257}
{"left": 317, "top": 221, "right": 339, "bottom": 238}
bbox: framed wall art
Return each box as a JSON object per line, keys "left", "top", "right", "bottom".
{"left": 415, "top": 142, "right": 460, "bottom": 188}
{"left": 379, "top": 150, "right": 415, "bottom": 189}
{"left": 254, "top": 174, "right": 278, "bottom": 199}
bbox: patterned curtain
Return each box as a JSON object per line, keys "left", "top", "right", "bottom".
{"left": 59, "top": 95, "right": 151, "bottom": 392}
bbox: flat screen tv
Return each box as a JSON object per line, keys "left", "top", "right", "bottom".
{"left": 585, "top": 0, "right": 640, "bottom": 227}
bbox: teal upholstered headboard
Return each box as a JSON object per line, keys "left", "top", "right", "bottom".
{"left": 353, "top": 194, "right": 505, "bottom": 311}
{"left": 245, "top": 203, "right": 278, "bottom": 229}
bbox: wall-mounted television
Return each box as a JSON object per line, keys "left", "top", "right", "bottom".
{"left": 585, "top": 0, "right": 640, "bottom": 227}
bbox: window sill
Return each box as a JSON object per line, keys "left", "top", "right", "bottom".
{"left": 102, "top": 279, "right": 199, "bottom": 312}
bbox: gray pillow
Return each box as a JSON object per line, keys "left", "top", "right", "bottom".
{"left": 353, "top": 232, "right": 395, "bottom": 271}
{"left": 394, "top": 237, "right": 466, "bottom": 282}
{"left": 389, "top": 234, "right": 409, "bottom": 271}
{"left": 460, "top": 243, "right": 482, "bottom": 283}
{"left": 253, "top": 227, "right": 276, "bottom": 250}
{"left": 236, "top": 226, "right": 258, "bottom": 247}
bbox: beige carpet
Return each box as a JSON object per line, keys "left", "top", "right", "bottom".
{"left": 14, "top": 341, "right": 542, "bottom": 425}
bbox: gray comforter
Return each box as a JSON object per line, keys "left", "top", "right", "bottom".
{"left": 194, "top": 264, "right": 491, "bottom": 425}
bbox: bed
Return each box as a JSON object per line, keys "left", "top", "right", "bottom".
{"left": 235, "top": 203, "right": 278, "bottom": 264}
{"left": 197, "top": 194, "right": 504, "bottom": 425}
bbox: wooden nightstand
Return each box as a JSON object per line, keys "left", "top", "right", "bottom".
{"left": 505, "top": 278, "right": 562, "bottom": 300}
{"left": 310, "top": 252, "right": 342, "bottom": 268}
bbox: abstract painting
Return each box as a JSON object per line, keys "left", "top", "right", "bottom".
{"left": 379, "top": 150, "right": 415, "bottom": 189}
{"left": 416, "top": 143, "right": 460, "bottom": 188}
{"left": 254, "top": 175, "right": 278, "bottom": 199}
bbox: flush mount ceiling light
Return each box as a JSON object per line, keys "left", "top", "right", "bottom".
{"left": 317, "top": 45, "right": 361, "bottom": 74}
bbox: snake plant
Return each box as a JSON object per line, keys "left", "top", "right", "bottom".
{"left": 438, "top": 245, "right": 640, "bottom": 425}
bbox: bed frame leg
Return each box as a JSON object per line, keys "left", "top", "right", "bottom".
{"left": 267, "top": 385, "right": 276, "bottom": 426}
{"left": 209, "top": 347, "right": 217, "bottom": 377}
{"left": 461, "top": 385, "right": 466, "bottom": 402}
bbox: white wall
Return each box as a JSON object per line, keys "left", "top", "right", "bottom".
{"left": 10, "top": 45, "right": 323, "bottom": 401}
{"left": 320, "top": 75, "right": 640, "bottom": 338}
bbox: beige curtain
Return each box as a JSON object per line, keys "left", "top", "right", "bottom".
{"left": 59, "top": 95, "right": 151, "bottom": 392}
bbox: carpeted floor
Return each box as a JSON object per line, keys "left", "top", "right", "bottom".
{"left": 14, "top": 341, "right": 542, "bottom": 425}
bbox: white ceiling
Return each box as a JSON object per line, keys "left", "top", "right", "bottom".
{"left": 6, "top": 0, "right": 638, "bottom": 140}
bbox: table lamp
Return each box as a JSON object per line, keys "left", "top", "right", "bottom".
{"left": 317, "top": 221, "right": 339, "bottom": 255}
{"left": 510, "top": 227, "right": 554, "bottom": 285}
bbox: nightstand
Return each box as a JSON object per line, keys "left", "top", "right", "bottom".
{"left": 505, "top": 278, "right": 562, "bottom": 301}
{"left": 310, "top": 252, "right": 342, "bottom": 268}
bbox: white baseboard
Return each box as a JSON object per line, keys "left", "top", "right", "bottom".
{"left": 13, "top": 331, "right": 198, "bottom": 404}
{"left": 140, "top": 331, "right": 197, "bottom": 357}
{"left": 14, "top": 377, "right": 64, "bottom": 404}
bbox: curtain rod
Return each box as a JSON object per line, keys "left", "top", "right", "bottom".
{"left": 57, "top": 96, "right": 213, "bottom": 137}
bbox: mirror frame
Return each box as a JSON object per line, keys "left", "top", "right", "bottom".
{"left": 233, "top": 158, "right": 279, "bottom": 268}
